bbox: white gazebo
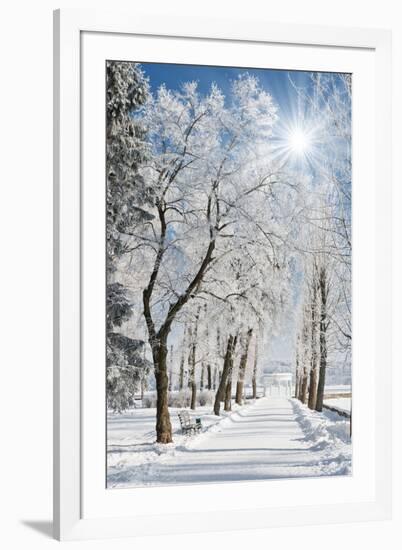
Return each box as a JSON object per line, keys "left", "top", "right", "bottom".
{"left": 261, "top": 372, "right": 292, "bottom": 397}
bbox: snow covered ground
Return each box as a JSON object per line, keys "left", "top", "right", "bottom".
{"left": 107, "top": 397, "right": 351, "bottom": 488}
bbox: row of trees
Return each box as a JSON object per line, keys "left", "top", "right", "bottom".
{"left": 166, "top": 321, "right": 259, "bottom": 411}
{"left": 293, "top": 74, "right": 352, "bottom": 413}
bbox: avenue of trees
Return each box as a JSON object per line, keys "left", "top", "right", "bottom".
{"left": 106, "top": 62, "right": 352, "bottom": 443}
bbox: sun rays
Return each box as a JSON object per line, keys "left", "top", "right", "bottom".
{"left": 288, "top": 127, "right": 310, "bottom": 155}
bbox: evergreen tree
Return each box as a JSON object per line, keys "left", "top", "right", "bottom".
{"left": 106, "top": 61, "right": 152, "bottom": 411}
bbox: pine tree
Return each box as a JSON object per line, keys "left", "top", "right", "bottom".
{"left": 106, "top": 61, "right": 151, "bottom": 411}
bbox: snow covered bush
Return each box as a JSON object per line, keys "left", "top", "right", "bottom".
{"left": 168, "top": 390, "right": 191, "bottom": 408}
{"left": 142, "top": 394, "right": 157, "bottom": 409}
{"left": 198, "top": 390, "right": 214, "bottom": 407}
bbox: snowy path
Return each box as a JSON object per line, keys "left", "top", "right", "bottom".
{"left": 152, "top": 397, "right": 319, "bottom": 484}
{"left": 108, "top": 397, "right": 351, "bottom": 487}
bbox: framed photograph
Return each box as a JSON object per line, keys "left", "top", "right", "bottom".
{"left": 53, "top": 9, "right": 392, "bottom": 540}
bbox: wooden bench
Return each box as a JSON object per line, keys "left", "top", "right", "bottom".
{"left": 178, "top": 410, "right": 202, "bottom": 435}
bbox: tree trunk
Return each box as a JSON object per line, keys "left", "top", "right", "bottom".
{"left": 298, "top": 361, "right": 305, "bottom": 401}
{"left": 308, "top": 368, "right": 318, "bottom": 409}
{"left": 252, "top": 336, "right": 258, "bottom": 399}
{"left": 200, "top": 363, "right": 205, "bottom": 391}
{"left": 236, "top": 328, "right": 253, "bottom": 405}
{"left": 216, "top": 327, "right": 221, "bottom": 356}
{"left": 179, "top": 353, "right": 185, "bottom": 391}
{"left": 214, "top": 336, "right": 232, "bottom": 415}
{"left": 190, "top": 381, "right": 197, "bottom": 410}
{"left": 224, "top": 377, "right": 232, "bottom": 411}
{"left": 214, "top": 330, "right": 220, "bottom": 394}
{"left": 189, "top": 307, "right": 201, "bottom": 410}
{"left": 300, "top": 367, "right": 308, "bottom": 404}
{"left": 213, "top": 367, "right": 217, "bottom": 390}
{"left": 297, "top": 370, "right": 303, "bottom": 400}
{"left": 187, "top": 327, "right": 193, "bottom": 391}
{"left": 316, "top": 266, "right": 328, "bottom": 412}
{"left": 315, "top": 350, "right": 327, "bottom": 412}
{"left": 207, "top": 364, "right": 212, "bottom": 390}
{"left": 235, "top": 381, "right": 242, "bottom": 405}
{"left": 179, "top": 326, "right": 187, "bottom": 391}
{"left": 189, "top": 340, "right": 197, "bottom": 409}
{"left": 214, "top": 335, "right": 237, "bottom": 415}
{"left": 154, "top": 341, "right": 173, "bottom": 443}
{"left": 308, "top": 278, "right": 318, "bottom": 410}
{"left": 224, "top": 335, "right": 237, "bottom": 411}
{"left": 299, "top": 307, "right": 310, "bottom": 405}
{"left": 252, "top": 377, "right": 257, "bottom": 400}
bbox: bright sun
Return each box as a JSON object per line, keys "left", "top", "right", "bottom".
{"left": 288, "top": 128, "right": 309, "bottom": 155}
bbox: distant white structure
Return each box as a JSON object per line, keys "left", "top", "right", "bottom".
{"left": 261, "top": 372, "right": 292, "bottom": 397}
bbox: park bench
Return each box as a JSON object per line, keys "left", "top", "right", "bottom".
{"left": 178, "top": 410, "right": 202, "bottom": 435}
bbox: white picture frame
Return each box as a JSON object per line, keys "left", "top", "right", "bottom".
{"left": 53, "top": 8, "right": 392, "bottom": 541}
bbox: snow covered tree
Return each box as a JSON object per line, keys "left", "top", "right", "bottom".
{"left": 124, "top": 74, "right": 284, "bottom": 441}
{"left": 106, "top": 61, "right": 151, "bottom": 411}
{"left": 106, "top": 333, "right": 151, "bottom": 412}
{"left": 307, "top": 73, "right": 352, "bottom": 362}
{"left": 288, "top": 72, "right": 351, "bottom": 411}
{"left": 106, "top": 61, "right": 152, "bottom": 260}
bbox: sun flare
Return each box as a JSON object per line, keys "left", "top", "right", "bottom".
{"left": 288, "top": 128, "right": 310, "bottom": 155}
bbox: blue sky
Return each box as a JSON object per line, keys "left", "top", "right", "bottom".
{"left": 140, "top": 62, "right": 317, "bottom": 122}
